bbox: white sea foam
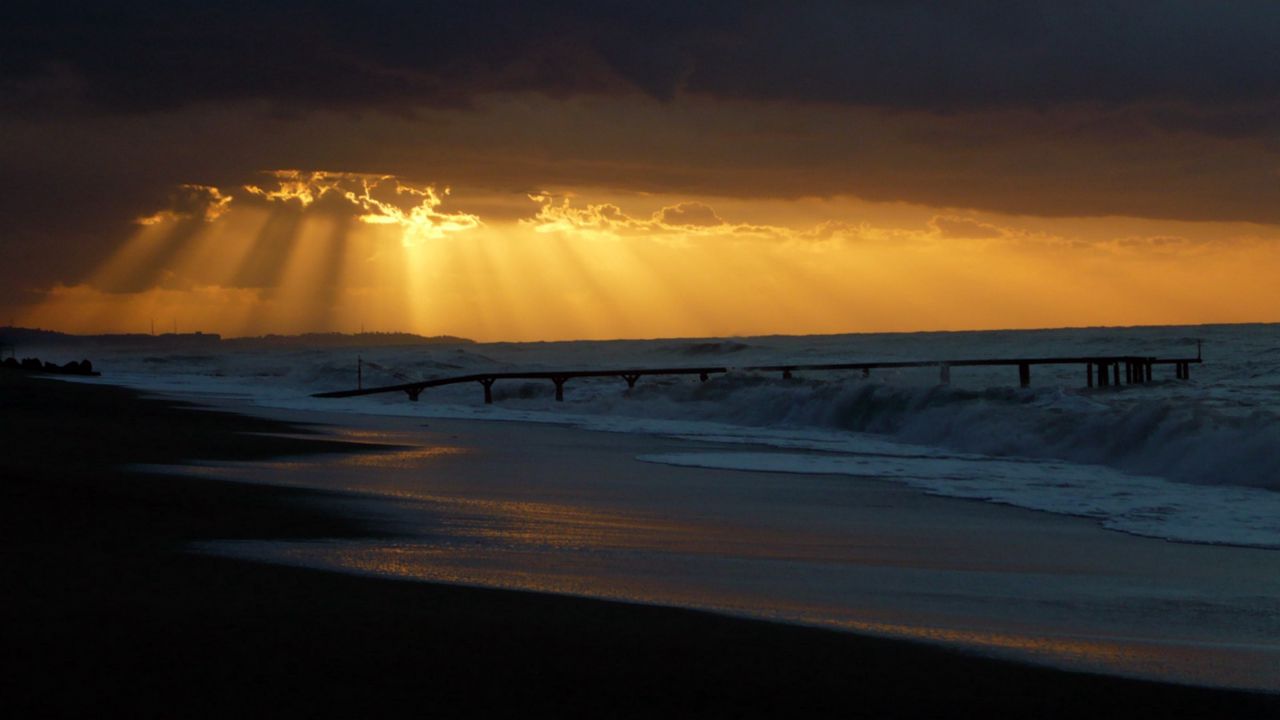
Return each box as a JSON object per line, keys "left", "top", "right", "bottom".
{"left": 41, "top": 323, "right": 1280, "bottom": 547}
{"left": 636, "top": 451, "right": 1280, "bottom": 548}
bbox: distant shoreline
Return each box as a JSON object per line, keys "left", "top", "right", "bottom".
{"left": 4, "top": 320, "right": 1277, "bottom": 352}
{"left": 0, "top": 326, "right": 475, "bottom": 352}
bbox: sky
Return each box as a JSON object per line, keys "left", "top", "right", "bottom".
{"left": 3, "top": 1, "right": 1279, "bottom": 341}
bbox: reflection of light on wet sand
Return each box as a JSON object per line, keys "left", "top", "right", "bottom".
{"left": 172, "top": 426, "right": 1280, "bottom": 693}
{"left": 194, "top": 445, "right": 469, "bottom": 474}
{"left": 836, "top": 619, "right": 1180, "bottom": 667}
{"left": 252, "top": 540, "right": 1279, "bottom": 691}
{"left": 818, "top": 617, "right": 1280, "bottom": 690}
{"left": 328, "top": 429, "right": 406, "bottom": 441}
{"left": 383, "top": 495, "right": 925, "bottom": 561}
{"left": 337, "top": 446, "right": 469, "bottom": 469}
{"left": 176, "top": 449, "right": 862, "bottom": 557}
{"left": 276, "top": 543, "right": 738, "bottom": 611}
{"left": 441, "top": 500, "right": 692, "bottom": 550}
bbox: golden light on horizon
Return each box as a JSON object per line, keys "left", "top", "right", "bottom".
{"left": 17, "top": 176, "right": 1280, "bottom": 341}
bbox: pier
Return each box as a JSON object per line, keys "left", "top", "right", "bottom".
{"left": 313, "top": 344, "right": 1203, "bottom": 405}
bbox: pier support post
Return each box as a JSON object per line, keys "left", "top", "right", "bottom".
{"left": 1112, "top": 363, "right": 1120, "bottom": 386}
{"left": 1086, "top": 362, "right": 1094, "bottom": 388}
{"left": 939, "top": 363, "right": 950, "bottom": 385}
{"left": 1125, "top": 362, "right": 1133, "bottom": 385}
{"left": 1146, "top": 362, "right": 1153, "bottom": 383}
{"left": 479, "top": 378, "right": 495, "bottom": 404}
{"left": 1018, "top": 363, "right": 1030, "bottom": 388}
{"left": 406, "top": 388, "right": 422, "bottom": 402}
{"left": 699, "top": 372, "right": 709, "bottom": 382}
{"left": 621, "top": 373, "right": 640, "bottom": 389}
{"left": 862, "top": 368, "right": 870, "bottom": 378}
{"left": 552, "top": 376, "right": 566, "bottom": 401}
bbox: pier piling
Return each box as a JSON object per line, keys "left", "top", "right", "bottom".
{"left": 1175, "top": 361, "right": 1192, "bottom": 380}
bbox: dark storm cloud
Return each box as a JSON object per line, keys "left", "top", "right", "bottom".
{"left": 0, "top": 0, "right": 733, "bottom": 112}
{"left": 686, "top": 2, "right": 1280, "bottom": 113}
{"left": 137, "top": 184, "right": 232, "bottom": 224}
{"left": 5, "top": 1, "right": 1280, "bottom": 314}
{"left": 4, "top": 1, "right": 1280, "bottom": 120}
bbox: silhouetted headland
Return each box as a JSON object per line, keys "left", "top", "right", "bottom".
{"left": 1, "top": 355, "right": 98, "bottom": 376}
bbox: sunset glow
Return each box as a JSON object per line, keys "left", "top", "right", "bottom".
{"left": 17, "top": 179, "right": 1280, "bottom": 341}
{"left": 5, "top": 4, "right": 1280, "bottom": 341}
{"left": 7, "top": 7, "right": 1280, "bottom": 713}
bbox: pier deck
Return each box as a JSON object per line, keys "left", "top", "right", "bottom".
{"left": 313, "top": 345, "right": 1203, "bottom": 405}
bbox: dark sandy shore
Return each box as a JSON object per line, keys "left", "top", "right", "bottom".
{"left": 2, "top": 373, "right": 1276, "bottom": 718}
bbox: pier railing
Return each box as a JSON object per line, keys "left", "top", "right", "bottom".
{"left": 313, "top": 343, "right": 1203, "bottom": 405}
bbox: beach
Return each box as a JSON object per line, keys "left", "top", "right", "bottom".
{"left": 3, "top": 372, "right": 1277, "bottom": 717}
{"left": 175, "top": 404, "right": 1280, "bottom": 691}
{"left": 8, "top": 2, "right": 1280, "bottom": 715}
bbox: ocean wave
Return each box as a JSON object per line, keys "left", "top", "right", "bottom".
{"left": 594, "top": 374, "right": 1280, "bottom": 490}
{"left": 79, "top": 323, "right": 1280, "bottom": 494}
{"left": 660, "top": 340, "right": 753, "bottom": 357}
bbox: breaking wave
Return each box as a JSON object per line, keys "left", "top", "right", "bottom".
{"left": 599, "top": 374, "right": 1280, "bottom": 490}
{"left": 50, "top": 323, "right": 1280, "bottom": 497}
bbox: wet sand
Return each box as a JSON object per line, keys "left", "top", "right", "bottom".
{"left": 174, "top": 408, "right": 1280, "bottom": 691}
{"left": 2, "top": 373, "right": 1277, "bottom": 717}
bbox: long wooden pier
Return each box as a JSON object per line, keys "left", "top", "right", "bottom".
{"left": 312, "top": 344, "right": 1203, "bottom": 405}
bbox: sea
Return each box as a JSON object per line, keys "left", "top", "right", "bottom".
{"left": 53, "top": 322, "right": 1280, "bottom": 548}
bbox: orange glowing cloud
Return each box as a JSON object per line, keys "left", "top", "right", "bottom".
{"left": 524, "top": 194, "right": 779, "bottom": 241}
{"left": 244, "top": 170, "right": 482, "bottom": 246}
{"left": 17, "top": 180, "right": 1280, "bottom": 341}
